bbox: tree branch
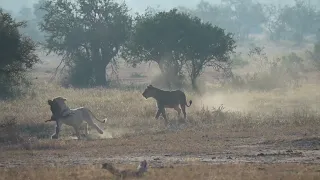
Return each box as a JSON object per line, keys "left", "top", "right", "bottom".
{"left": 49, "top": 58, "right": 64, "bottom": 82}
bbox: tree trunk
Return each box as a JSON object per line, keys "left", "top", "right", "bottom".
{"left": 190, "top": 65, "right": 200, "bottom": 93}
{"left": 94, "top": 62, "right": 107, "bottom": 86}
{"left": 91, "top": 43, "right": 108, "bottom": 86}
{"left": 191, "top": 76, "right": 198, "bottom": 93}
{"left": 157, "top": 61, "right": 172, "bottom": 89}
{"left": 157, "top": 61, "right": 165, "bottom": 74}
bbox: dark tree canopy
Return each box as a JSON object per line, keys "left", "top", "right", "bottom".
{"left": 39, "top": 0, "right": 132, "bottom": 87}
{"left": 181, "top": 18, "right": 235, "bottom": 89}
{"left": 123, "top": 8, "right": 235, "bottom": 90}
{"left": 0, "top": 9, "right": 40, "bottom": 98}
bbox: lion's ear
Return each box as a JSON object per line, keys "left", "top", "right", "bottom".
{"left": 48, "top": 100, "right": 53, "bottom": 105}
{"left": 147, "top": 85, "right": 153, "bottom": 88}
{"left": 62, "top": 97, "right": 67, "bottom": 101}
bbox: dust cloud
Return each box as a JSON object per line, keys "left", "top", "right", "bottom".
{"left": 86, "top": 127, "right": 134, "bottom": 139}
{"left": 196, "top": 91, "right": 256, "bottom": 112}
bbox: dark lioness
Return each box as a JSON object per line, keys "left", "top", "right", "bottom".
{"left": 142, "top": 85, "right": 192, "bottom": 124}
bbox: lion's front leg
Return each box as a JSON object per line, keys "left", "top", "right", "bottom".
{"left": 51, "top": 121, "right": 61, "bottom": 139}
{"left": 155, "top": 102, "right": 163, "bottom": 120}
{"left": 155, "top": 109, "right": 162, "bottom": 120}
{"left": 73, "top": 126, "right": 81, "bottom": 140}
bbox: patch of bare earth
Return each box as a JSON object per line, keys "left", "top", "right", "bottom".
{"left": 1, "top": 124, "right": 320, "bottom": 169}
{"left": 1, "top": 163, "right": 320, "bottom": 180}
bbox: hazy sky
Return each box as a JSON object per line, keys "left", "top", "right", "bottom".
{"left": 0, "top": 0, "right": 304, "bottom": 14}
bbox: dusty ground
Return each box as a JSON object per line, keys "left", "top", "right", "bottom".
{"left": 1, "top": 123, "right": 320, "bottom": 179}
{"left": 1, "top": 124, "right": 320, "bottom": 167}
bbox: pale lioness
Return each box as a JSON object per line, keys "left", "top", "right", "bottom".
{"left": 142, "top": 85, "right": 192, "bottom": 125}
{"left": 46, "top": 96, "right": 107, "bottom": 139}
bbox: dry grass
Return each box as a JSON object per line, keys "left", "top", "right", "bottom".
{"left": 1, "top": 81, "right": 320, "bottom": 146}
{"left": 0, "top": 82, "right": 318, "bottom": 137}
{"left": 1, "top": 163, "right": 320, "bottom": 180}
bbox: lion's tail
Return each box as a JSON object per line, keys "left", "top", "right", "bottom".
{"left": 88, "top": 109, "right": 107, "bottom": 123}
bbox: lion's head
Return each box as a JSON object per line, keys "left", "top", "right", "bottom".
{"left": 47, "top": 96, "right": 68, "bottom": 116}
{"left": 142, "top": 85, "right": 158, "bottom": 99}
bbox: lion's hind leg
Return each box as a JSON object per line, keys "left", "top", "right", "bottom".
{"left": 84, "top": 123, "right": 89, "bottom": 135}
{"left": 180, "top": 104, "right": 187, "bottom": 119}
{"left": 73, "top": 126, "right": 82, "bottom": 140}
{"left": 83, "top": 109, "right": 104, "bottom": 135}
{"left": 92, "top": 123, "right": 104, "bottom": 134}
{"left": 173, "top": 105, "right": 182, "bottom": 117}
{"left": 87, "top": 120, "right": 104, "bottom": 134}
